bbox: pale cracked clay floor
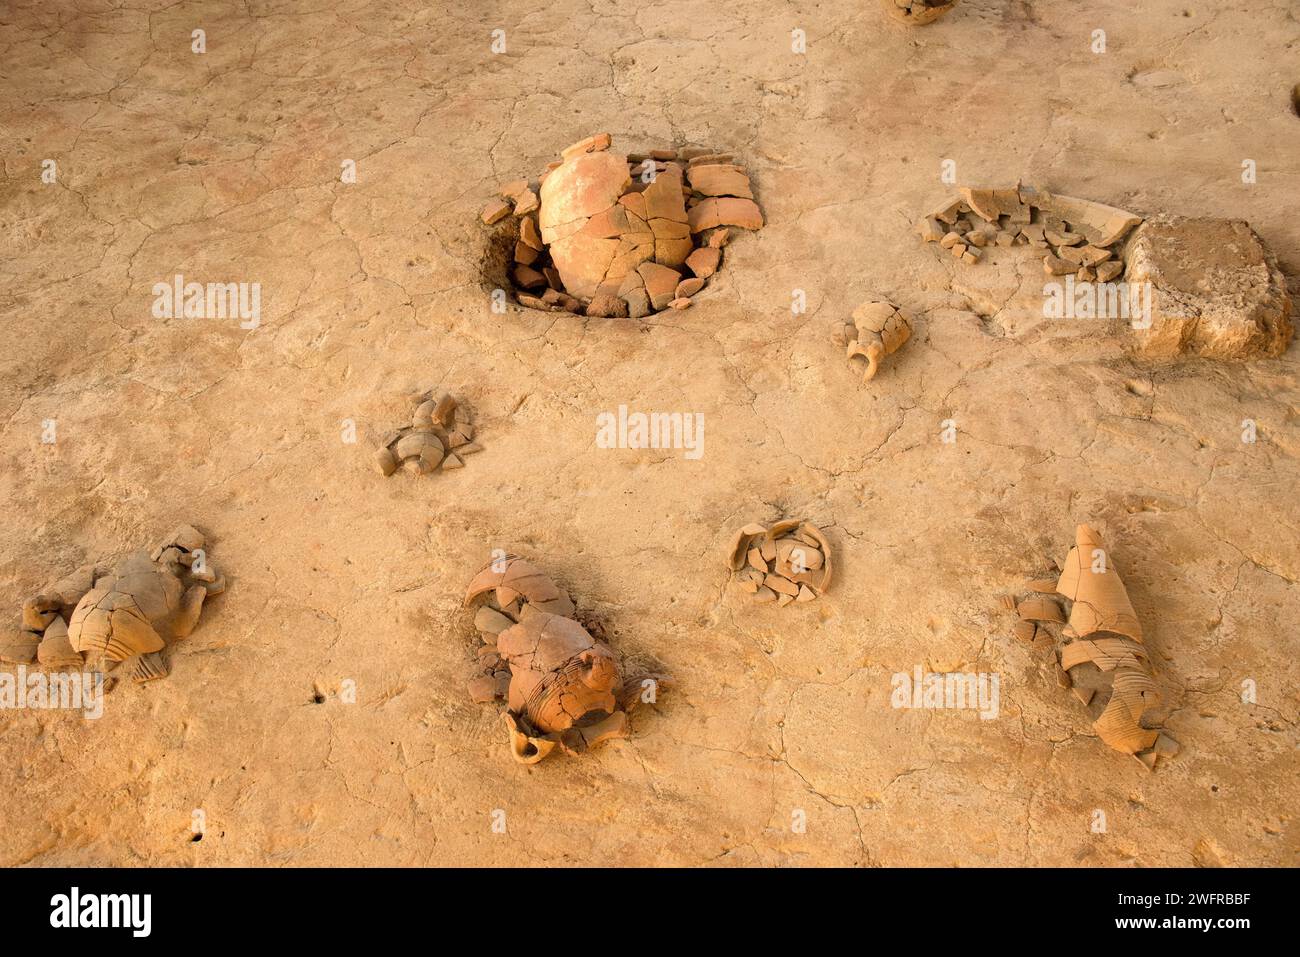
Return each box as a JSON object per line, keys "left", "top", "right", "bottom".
{"left": 1, "top": 1, "right": 1297, "bottom": 867}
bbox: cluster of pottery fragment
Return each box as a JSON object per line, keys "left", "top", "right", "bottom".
{"left": 482, "top": 133, "right": 762, "bottom": 318}
{"left": 374, "top": 390, "right": 480, "bottom": 477}
{"left": 3, "top": 525, "right": 223, "bottom": 688}
{"left": 726, "top": 520, "right": 833, "bottom": 606}
{"left": 917, "top": 185, "right": 1141, "bottom": 282}
{"left": 1012, "top": 525, "right": 1178, "bottom": 770}
{"left": 463, "top": 554, "right": 669, "bottom": 764}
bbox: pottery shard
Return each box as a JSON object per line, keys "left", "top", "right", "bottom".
{"left": 38, "top": 631, "right": 84, "bottom": 668}
{"left": 539, "top": 150, "right": 632, "bottom": 246}
{"left": 623, "top": 289, "right": 652, "bottom": 318}
{"left": 1095, "top": 260, "right": 1124, "bottom": 283}
{"left": 686, "top": 245, "right": 721, "bottom": 279}
{"left": 852, "top": 300, "right": 896, "bottom": 334}
{"left": 1017, "top": 596, "right": 1064, "bottom": 623}
{"left": 725, "top": 524, "right": 767, "bottom": 568}
{"left": 393, "top": 432, "right": 444, "bottom": 473}
{"left": 514, "top": 241, "right": 539, "bottom": 265}
{"left": 959, "top": 187, "right": 1023, "bottom": 223}
{"left": 687, "top": 197, "right": 764, "bottom": 233}
{"left": 513, "top": 264, "right": 546, "bottom": 289}
{"left": 411, "top": 399, "right": 437, "bottom": 429}
{"left": 765, "top": 574, "right": 799, "bottom": 597}
{"left": 1045, "top": 229, "right": 1084, "bottom": 248}
{"left": 637, "top": 262, "right": 682, "bottom": 310}
{"left": 1056, "top": 525, "right": 1143, "bottom": 641}
{"left": 641, "top": 165, "right": 689, "bottom": 222}
{"left": 561, "top": 132, "right": 612, "bottom": 160}
{"left": 513, "top": 189, "right": 538, "bottom": 216}
{"left": 676, "top": 277, "right": 704, "bottom": 298}
{"left": 1043, "top": 254, "right": 1075, "bottom": 276}
{"left": 133, "top": 652, "right": 168, "bottom": 682}
{"left": 374, "top": 447, "right": 398, "bottom": 475}
{"left": 1079, "top": 245, "right": 1112, "bottom": 267}
{"left": 519, "top": 216, "right": 543, "bottom": 250}
{"left": 480, "top": 198, "right": 511, "bottom": 225}
{"left": 1034, "top": 189, "right": 1142, "bottom": 247}
{"left": 22, "top": 596, "right": 59, "bottom": 631}
{"left": 474, "top": 606, "right": 514, "bottom": 636}
{"left": 685, "top": 164, "right": 753, "bottom": 199}
{"left": 395, "top": 430, "right": 441, "bottom": 460}
{"left": 617, "top": 271, "right": 646, "bottom": 299}
{"left": 1123, "top": 216, "right": 1294, "bottom": 360}
{"left": 917, "top": 217, "right": 945, "bottom": 243}
{"left": 467, "top": 675, "right": 499, "bottom": 704}
{"left": 1057, "top": 244, "right": 1087, "bottom": 265}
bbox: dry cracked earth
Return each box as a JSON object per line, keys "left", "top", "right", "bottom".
{"left": 1, "top": 0, "right": 1298, "bottom": 867}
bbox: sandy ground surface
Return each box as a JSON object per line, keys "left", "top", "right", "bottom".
{"left": 2, "top": 0, "right": 1298, "bottom": 867}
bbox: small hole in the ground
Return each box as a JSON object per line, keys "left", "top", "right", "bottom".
{"left": 312, "top": 691, "right": 325, "bottom": 704}
{"left": 191, "top": 833, "right": 203, "bottom": 843}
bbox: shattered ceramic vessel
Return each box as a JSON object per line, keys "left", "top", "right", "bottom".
{"left": 916, "top": 184, "right": 1142, "bottom": 281}
{"left": 482, "top": 134, "right": 763, "bottom": 318}
{"left": 727, "top": 520, "right": 833, "bottom": 606}
{"left": 839, "top": 299, "right": 913, "bottom": 381}
{"left": 463, "top": 553, "right": 669, "bottom": 764}
{"left": 375, "top": 390, "right": 481, "bottom": 476}
{"left": 881, "top": 0, "right": 960, "bottom": 25}
{"left": 4, "top": 524, "right": 225, "bottom": 684}
{"left": 1014, "top": 524, "right": 1178, "bottom": 770}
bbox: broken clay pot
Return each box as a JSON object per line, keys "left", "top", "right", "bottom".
{"left": 5, "top": 524, "right": 225, "bottom": 686}
{"left": 483, "top": 134, "right": 763, "bottom": 319}
{"left": 916, "top": 184, "right": 1142, "bottom": 282}
{"left": 842, "top": 299, "right": 914, "bottom": 382}
{"left": 1014, "top": 524, "right": 1178, "bottom": 770}
{"left": 375, "top": 390, "right": 481, "bottom": 478}
{"left": 727, "top": 520, "right": 833, "bottom": 607}
{"left": 463, "top": 553, "right": 670, "bottom": 764}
